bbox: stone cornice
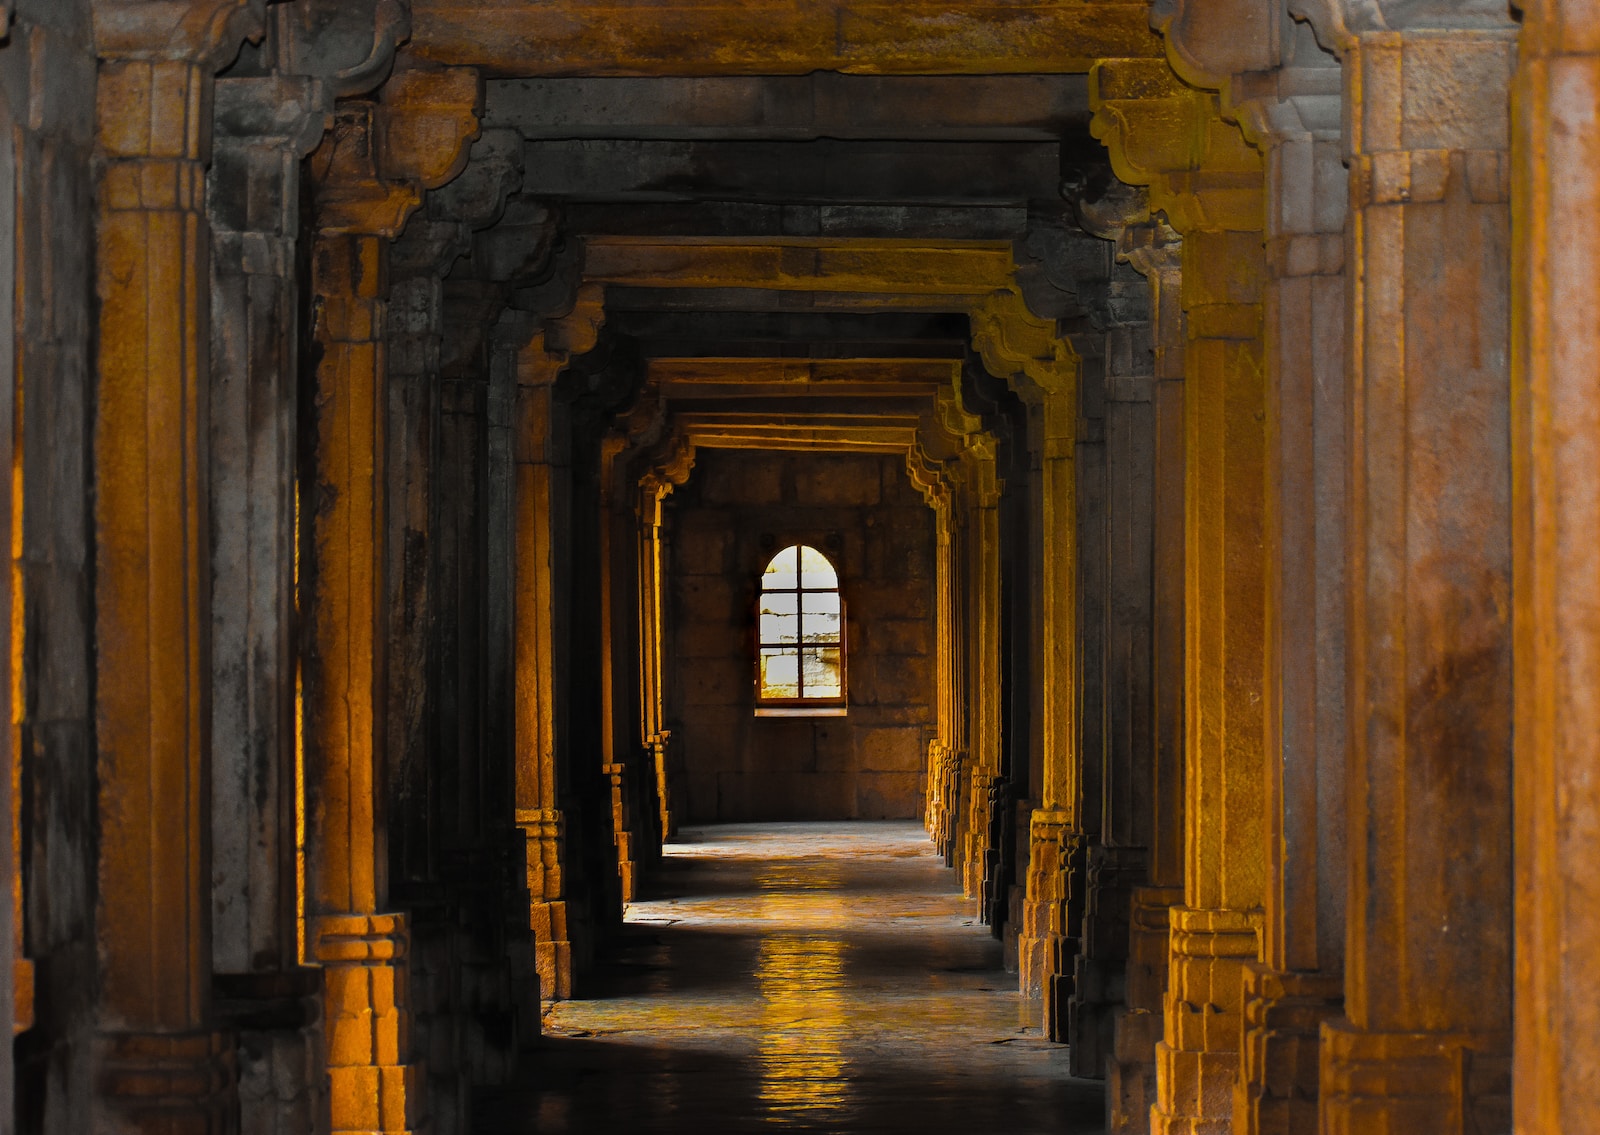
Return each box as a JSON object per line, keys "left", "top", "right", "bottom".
{"left": 93, "top": 0, "right": 264, "bottom": 65}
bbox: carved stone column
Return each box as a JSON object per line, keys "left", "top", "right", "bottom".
{"left": 1512, "top": 4, "right": 1600, "bottom": 1131}
{"left": 966, "top": 295, "right": 1082, "bottom": 1030}
{"left": 207, "top": 68, "right": 330, "bottom": 1135}
{"left": 303, "top": 66, "right": 480, "bottom": 1134}
{"left": 908, "top": 448, "right": 961, "bottom": 859}
{"left": 1093, "top": 61, "right": 1268, "bottom": 1134}
{"left": 1229, "top": 23, "right": 1349, "bottom": 1135}
{"left": 90, "top": 2, "right": 264, "bottom": 1128}
{"left": 1108, "top": 220, "right": 1185, "bottom": 1135}
{"left": 509, "top": 285, "right": 606, "bottom": 1001}
{"left": 1307, "top": 9, "right": 1516, "bottom": 1131}
{"left": 1057, "top": 195, "right": 1159, "bottom": 1074}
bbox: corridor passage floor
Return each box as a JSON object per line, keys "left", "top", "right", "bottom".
{"left": 474, "top": 822, "right": 1106, "bottom": 1134}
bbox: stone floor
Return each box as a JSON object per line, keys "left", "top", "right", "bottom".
{"left": 473, "top": 821, "right": 1106, "bottom": 1133}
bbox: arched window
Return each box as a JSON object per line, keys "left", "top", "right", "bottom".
{"left": 757, "top": 545, "right": 845, "bottom": 704}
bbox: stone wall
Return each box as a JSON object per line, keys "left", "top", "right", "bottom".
{"left": 666, "top": 450, "right": 936, "bottom": 822}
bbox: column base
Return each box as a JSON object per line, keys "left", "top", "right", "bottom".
{"left": 94, "top": 1029, "right": 238, "bottom": 1135}
{"left": 214, "top": 971, "right": 324, "bottom": 1135}
{"left": 1319, "top": 1018, "right": 1510, "bottom": 1135}
{"left": 602, "top": 762, "right": 639, "bottom": 904}
{"left": 1068, "top": 845, "right": 1149, "bottom": 1077}
{"left": 1233, "top": 965, "right": 1341, "bottom": 1135}
{"left": 530, "top": 901, "right": 574, "bottom": 1000}
{"left": 1152, "top": 906, "right": 1261, "bottom": 1134}
{"left": 1017, "top": 810, "right": 1083, "bottom": 1002}
{"left": 312, "top": 913, "right": 426, "bottom": 1135}
{"left": 518, "top": 809, "right": 575, "bottom": 1000}
{"left": 962, "top": 771, "right": 997, "bottom": 903}
{"left": 1110, "top": 1007, "right": 1161, "bottom": 1135}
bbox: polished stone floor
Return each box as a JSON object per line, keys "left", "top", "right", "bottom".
{"left": 473, "top": 822, "right": 1106, "bottom": 1134}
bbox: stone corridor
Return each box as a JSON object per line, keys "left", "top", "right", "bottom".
{"left": 474, "top": 824, "right": 1104, "bottom": 1135}
{"left": 7, "top": 0, "right": 1600, "bottom": 1133}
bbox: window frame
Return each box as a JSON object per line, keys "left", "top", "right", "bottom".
{"left": 754, "top": 544, "right": 848, "bottom": 712}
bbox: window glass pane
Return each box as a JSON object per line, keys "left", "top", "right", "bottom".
{"left": 760, "top": 610, "right": 800, "bottom": 645}
{"left": 763, "top": 546, "right": 799, "bottom": 591}
{"left": 760, "top": 648, "right": 801, "bottom": 699}
{"left": 800, "top": 646, "right": 843, "bottom": 699}
{"left": 801, "top": 592, "right": 841, "bottom": 643}
{"left": 760, "top": 591, "right": 798, "bottom": 616}
{"left": 798, "top": 545, "right": 838, "bottom": 589}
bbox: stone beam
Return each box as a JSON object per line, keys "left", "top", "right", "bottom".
{"left": 646, "top": 357, "right": 957, "bottom": 397}
{"left": 511, "top": 139, "right": 1061, "bottom": 205}
{"left": 410, "top": 0, "right": 1161, "bottom": 77}
{"left": 484, "top": 74, "right": 1090, "bottom": 142}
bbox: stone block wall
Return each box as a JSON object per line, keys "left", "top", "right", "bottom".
{"left": 667, "top": 450, "right": 935, "bottom": 822}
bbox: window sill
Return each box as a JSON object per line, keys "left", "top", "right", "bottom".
{"left": 754, "top": 705, "right": 848, "bottom": 718}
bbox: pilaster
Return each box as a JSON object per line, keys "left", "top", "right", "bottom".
{"left": 1092, "top": 59, "right": 1269, "bottom": 1135}
{"left": 90, "top": 2, "right": 266, "bottom": 1129}
{"left": 1321, "top": 18, "right": 1516, "bottom": 1134}
{"left": 1511, "top": 4, "right": 1600, "bottom": 1131}
{"left": 303, "top": 63, "right": 481, "bottom": 1134}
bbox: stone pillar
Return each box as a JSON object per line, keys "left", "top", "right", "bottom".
{"left": 954, "top": 420, "right": 1003, "bottom": 912}
{"left": 1229, "top": 25, "right": 1349, "bottom": 1134}
{"left": 635, "top": 434, "right": 694, "bottom": 844}
{"left": 908, "top": 448, "right": 959, "bottom": 857}
{"left": 1109, "top": 221, "right": 1185, "bottom": 1135}
{"left": 1512, "top": 5, "right": 1600, "bottom": 1130}
{"left": 1092, "top": 61, "right": 1268, "bottom": 1133}
{"left": 207, "top": 69, "right": 330, "bottom": 1135}
{"left": 302, "top": 66, "right": 480, "bottom": 1134}
{"left": 89, "top": 2, "right": 263, "bottom": 1128}
{"left": 509, "top": 285, "right": 606, "bottom": 1001}
{"left": 964, "top": 293, "right": 1081, "bottom": 1030}
{"left": 1071, "top": 240, "right": 1157, "bottom": 1077}
{"left": 1314, "top": 16, "right": 1516, "bottom": 1132}
{"left": 1510, "top": 4, "right": 1600, "bottom": 1126}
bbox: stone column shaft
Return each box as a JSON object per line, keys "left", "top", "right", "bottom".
{"left": 512, "top": 346, "right": 575, "bottom": 1000}
{"left": 92, "top": 24, "right": 252, "bottom": 1126}
{"left": 1321, "top": 27, "right": 1516, "bottom": 1133}
{"left": 1107, "top": 224, "right": 1186, "bottom": 1135}
{"left": 1230, "top": 44, "right": 1350, "bottom": 1135}
{"left": 1512, "top": 5, "right": 1600, "bottom": 1131}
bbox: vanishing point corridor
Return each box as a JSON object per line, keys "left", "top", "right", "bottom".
{"left": 476, "top": 825, "right": 1104, "bottom": 1134}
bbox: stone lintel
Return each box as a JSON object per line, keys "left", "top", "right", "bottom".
{"left": 409, "top": 1, "right": 1162, "bottom": 77}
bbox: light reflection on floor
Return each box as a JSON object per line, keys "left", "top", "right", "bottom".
{"left": 473, "top": 822, "right": 1106, "bottom": 1134}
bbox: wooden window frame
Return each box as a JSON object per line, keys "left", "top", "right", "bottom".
{"left": 755, "top": 545, "right": 847, "bottom": 712}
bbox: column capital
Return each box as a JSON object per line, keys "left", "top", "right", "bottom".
{"left": 513, "top": 283, "right": 608, "bottom": 388}
{"left": 1290, "top": 0, "right": 1517, "bottom": 56}
{"left": 1151, "top": 0, "right": 1283, "bottom": 92}
{"left": 967, "top": 290, "right": 1077, "bottom": 405}
{"left": 1089, "top": 59, "right": 1264, "bottom": 235}
{"left": 309, "top": 63, "right": 482, "bottom": 238}
{"left": 213, "top": 72, "right": 332, "bottom": 155}
{"left": 93, "top": 0, "right": 264, "bottom": 66}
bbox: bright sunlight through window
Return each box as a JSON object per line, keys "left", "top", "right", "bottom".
{"left": 757, "top": 545, "right": 845, "bottom": 703}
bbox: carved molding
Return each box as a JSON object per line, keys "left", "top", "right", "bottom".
{"left": 93, "top": 0, "right": 265, "bottom": 65}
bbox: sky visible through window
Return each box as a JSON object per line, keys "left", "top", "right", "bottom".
{"left": 758, "top": 545, "right": 843, "bottom": 701}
